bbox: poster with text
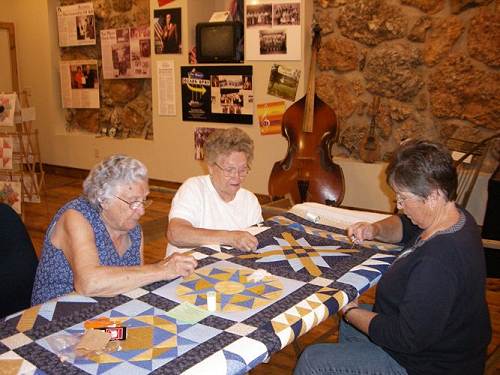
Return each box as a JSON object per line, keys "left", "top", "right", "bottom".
{"left": 57, "top": 2, "right": 96, "bottom": 47}
{"left": 100, "top": 26, "right": 151, "bottom": 79}
{"left": 181, "top": 66, "right": 253, "bottom": 124}
{"left": 245, "top": 0, "right": 301, "bottom": 61}
{"left": 60, "top": 60, "right": 100, "bottom": 108}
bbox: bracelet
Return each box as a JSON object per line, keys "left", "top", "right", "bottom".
{"left": 342, "top": 306, "right": 359, "bottom": 324}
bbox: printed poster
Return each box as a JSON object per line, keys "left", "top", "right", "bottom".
{"left": 57, "top": 2, "right": 96, "bottom": 47}
{"left": 60, "top": 60, "right": 100, "bottom": 108}
{"left": 245, "top": 0, "right": 301, "bottom": 61}
{"left": 181, "top": 65, "right": 253, "bottom": 124}
{"left": 100, "top": 26, "right": 151, "bottom": 79}
{"left": 257, "top": 101, "right": 285, "bottom": 135}
{"left": 157, "top": 60, "right": 176, "bottom": 116}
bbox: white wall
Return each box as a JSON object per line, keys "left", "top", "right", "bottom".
{"left": 1, "top": 0, "right": 400, "bottom": 214}
{"left": 1, "top": 0, "right": 304, "bottom": 192}
{"left": 0, "top": 28, "right": 13, "bottom": 92}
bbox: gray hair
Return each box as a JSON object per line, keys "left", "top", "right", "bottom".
{"left": 204, "top": 128, "right": 254, "bottom": 165}
{"left": 83, "top": 154, "right": 148, "bottom": 208}
{"left": 386, "top": 139, "right": 457, "bottom": 201}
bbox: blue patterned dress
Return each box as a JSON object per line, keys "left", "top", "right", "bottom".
{"left": 31, "top": 197, "right": 142, "bottom": 305}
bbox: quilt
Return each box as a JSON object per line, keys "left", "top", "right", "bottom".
{"left": 0, "top": 213, "right": 401, "bottom": 375}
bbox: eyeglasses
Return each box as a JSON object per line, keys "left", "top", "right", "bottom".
{"left": 395, "top": 193, "right": 421, "bottom": 207}
{"left": 113, "top": 195, "right": 153, "bottom": 210}
{"left": 214, "top": 162, "right": 250, "bottom": 177}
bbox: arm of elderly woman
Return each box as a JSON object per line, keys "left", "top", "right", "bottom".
{"left": 168, "top": 218, "right": 258, "bottom": 252}
{"left": 54, "top": 210, "right": 197, "bottom": 297}
{"left": 347, "top": 215, "right": 403, "bottom": 244}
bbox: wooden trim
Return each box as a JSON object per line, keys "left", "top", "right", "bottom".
{"left": 0, "top": 22, "right": 19, "bottom": 93}
{"left": 43, "top": 164, "right": 276, "bottom": 201}
{"left": 43, "top": 164, "right": 181, "bottom": 192}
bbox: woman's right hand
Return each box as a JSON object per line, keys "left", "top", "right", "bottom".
{"left": 226, "top": 231, "right": 259, "bottom": 252}
{"left": 162, "top": 253, "right": 197, "bottom": 279}
{"left": 347, "top": 222, "right": 378, "bottom": 243}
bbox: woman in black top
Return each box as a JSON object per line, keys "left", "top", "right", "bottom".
{"left": 294, "top": 140, "right": 491, "bottom": 375}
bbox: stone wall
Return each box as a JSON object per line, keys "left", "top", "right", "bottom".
{"left": 60, "top": 0, "right": 152, "bottom": 139}
{"left": 314, "top": 0, "right": 499, "bottom": 161}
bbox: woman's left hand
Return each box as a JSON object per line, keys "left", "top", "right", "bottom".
{"left": 341, "top": 298, "right": 359, "bottom": 314}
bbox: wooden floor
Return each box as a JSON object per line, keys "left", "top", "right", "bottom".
{"left": 22, "top": 173, "right": 499, "bottom": 374}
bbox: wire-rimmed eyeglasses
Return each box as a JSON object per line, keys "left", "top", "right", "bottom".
{"left": 395, "top": 193, "right": 422, "bottom": 207}
{"left": 113, "top": 195, "right": 153, "bottom": 210}
{"left": 214, "top": 162, "right": 250, "bottom": 177}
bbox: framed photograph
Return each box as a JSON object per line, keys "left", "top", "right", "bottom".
{"left": 153, "top": 8, "right": 182, "bottom": 54}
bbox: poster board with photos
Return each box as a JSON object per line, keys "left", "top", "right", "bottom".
{"left": 100, "top": 26, "right": 151, "bottom": 79}
{"left": 60, "top": 60, "right": 100, "bottom": 108}
{"left": 181, "top": 65, "right": 253, "bottom": 124}
{"left": 245, "top": 0, "right": 301, "bottom": 61}
{"left": 57, "top": 2, "right": 96, "bottom": 47}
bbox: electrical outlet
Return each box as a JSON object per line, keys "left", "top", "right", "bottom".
{"left": 94, "top": 148, "right": 100, "bottom": 159}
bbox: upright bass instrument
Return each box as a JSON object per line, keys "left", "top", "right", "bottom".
{"left": 268, "top": 23, "right": 344, "bottom": 206}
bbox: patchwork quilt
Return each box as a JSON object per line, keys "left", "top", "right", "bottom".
{"left": 0, "top": 213, "right": 401, "bottom": 375}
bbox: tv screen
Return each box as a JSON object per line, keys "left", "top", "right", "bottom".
{"left": 196, "top": 21, "right": 243, "bottom": 63}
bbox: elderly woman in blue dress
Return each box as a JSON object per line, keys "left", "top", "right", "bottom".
{"left": 31, "top": 155, "right": 197, "bottom": 305}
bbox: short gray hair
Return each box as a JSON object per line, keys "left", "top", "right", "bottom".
{"left": 83, "top": 154, "right": 148, "bottom": 208}
{"left": 204, "top": 128, "right": 254, "bottom": 165}
{"left": 386, "top": 139, "right": 457, "bottom": 201}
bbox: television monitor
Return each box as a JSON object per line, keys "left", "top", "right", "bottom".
{"left": 196, "top": 21, "right": 243, "bottom": 63}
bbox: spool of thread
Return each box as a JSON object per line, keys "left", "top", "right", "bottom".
{"left": 207, "top": 291, "right": 216, "bottom": 312}
{"left": 305, "top": 212, "right": 320, "bottom": 223}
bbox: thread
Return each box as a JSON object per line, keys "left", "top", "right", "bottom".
{"left": 305, "top": 212, "right": 320, "bottom": 223}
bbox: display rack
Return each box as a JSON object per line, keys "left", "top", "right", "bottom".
{"left": 0, "top": 91, "right": 44, "bottom": 216}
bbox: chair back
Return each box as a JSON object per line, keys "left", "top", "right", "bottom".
{"left": 0, "top": 203, "right": 38, "bottom": 318}
{"left": 453, "top": 134, "right": 500, "bottom": 208}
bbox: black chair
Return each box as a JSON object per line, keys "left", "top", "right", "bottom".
{"left": 0, "top": 203, "right": 38, "bottom": 318}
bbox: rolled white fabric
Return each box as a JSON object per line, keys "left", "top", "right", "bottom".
{"left": 305, "top": 212, "right": 320, "bottom": 223}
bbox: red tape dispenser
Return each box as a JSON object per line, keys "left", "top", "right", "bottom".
{"left": 84, "top": 317, "right": 127, "bottom": 341}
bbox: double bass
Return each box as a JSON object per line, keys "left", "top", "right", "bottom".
{"left": 268, "top": 23, "right": 344, "bottom": 206}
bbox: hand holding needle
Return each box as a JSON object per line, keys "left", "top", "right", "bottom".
{"left": 350, "top": 234, "right": 358, "bottom": 249}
